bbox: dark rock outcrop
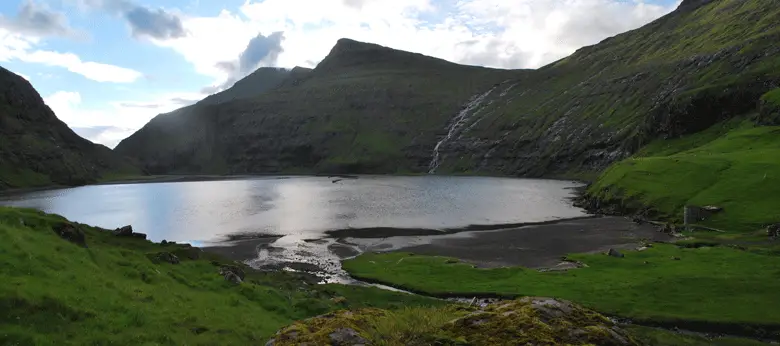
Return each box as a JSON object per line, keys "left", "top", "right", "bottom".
{"left": 52, "top": 223, "right": 86, "bottom": 247}
{"left": 219, "top": 265, "right": 245, "bottom": 284}
{"left": 113, "top": 225, "right": 146, "bottom": 240}
{"left": 113, "top": 225, "right": 134, "bottom": 237}
{"left": 155, "top": 252, "right": 180, "bottom": 264}
{"left": 608, "top": 248, "right": 625, "bottom": 258}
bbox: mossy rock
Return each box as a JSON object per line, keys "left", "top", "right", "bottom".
{"left": 443, "top": 297, "right": 638, "bottom": 346}
{"left": 266, "top": 308, "right": 385, "bottom": 345}
{"left": 266, "top": 297, "right": 638, "bottom": 346}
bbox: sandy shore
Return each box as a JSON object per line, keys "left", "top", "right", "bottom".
{"left": 345, "top": 216, "right": 672, "bottom": 268}
{"left": 201, "top": 216, "right": 672, "bottom": 278}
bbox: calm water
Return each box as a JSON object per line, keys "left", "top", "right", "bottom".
{"left": 0, "top": 176, "right": 586, "bottom": 243}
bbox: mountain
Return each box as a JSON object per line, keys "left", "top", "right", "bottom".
{"left": 115, "top": 40, "right": 518, "bottom": 174}
{"left": 199, "top": 67, "right": 309, "bottom": 106}
{"left": 0, "top": 67, "right": 140, "bottom": 189}
{"left": 429, "top": 0, "right": 780, "bottom": 177}
{"left": 116, "top": 0, "right": 779, "bottom": 177}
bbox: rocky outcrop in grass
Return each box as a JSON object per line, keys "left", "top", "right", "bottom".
{"left": 266, "top": 297, "right": 638, "bottom": 346}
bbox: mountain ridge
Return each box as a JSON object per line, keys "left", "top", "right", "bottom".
{"left": 115, "top": 38, "right": 519, "bottom": 174}
{"left": 115, "top": 0, "right": 779, "bottom": 178}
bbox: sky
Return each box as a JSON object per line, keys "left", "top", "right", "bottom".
{"left": 0, "top": 0, "right": 682, "bottom": 148}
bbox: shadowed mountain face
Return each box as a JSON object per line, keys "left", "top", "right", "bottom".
{"left": 116, "top": 0, "right": 780, "bottom": 177}
{"left": 115, "top": 40, "right": 518, "bottom": 174}
{"left": 0, "top": 67, "right": 139, "bottom": 189}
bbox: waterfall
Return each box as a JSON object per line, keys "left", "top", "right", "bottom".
{"left": 427, "top": 87, "right": 496, "bottom": 174}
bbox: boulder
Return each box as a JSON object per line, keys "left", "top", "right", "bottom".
{"left": 130, "top": 233, "right": 147, "bottom": 240}
{"left": 155, "top": 252, "right": 180, "bottom": 264}
{"left": 52, "top": 223, "right": 87, "bottom": 247}
{"left": 328, "top": 328, "right": 367, "bottom": 345}
{"left": 767, "top": 224, "right": 780, "bottom": 238}
{"left": 224, "top": 272, "right": 243, "bottom": 285}
{"left": 219, "top": 265, "right": 246, "bottom": 284}
{"left": 607, "top": 248, "right": 625, "bottom": 258}
{"left": 266, "top": 309, "right": 385, "bottom": 346}
{"left": 219, "top": 265, "right": 246, "bottom": 281}
{"left": 113, "top": 225, "right": 134, "bottom": 236}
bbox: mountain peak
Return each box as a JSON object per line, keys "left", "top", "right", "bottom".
{"left": 315, "top": 38, "right": 463, "bottom": 73}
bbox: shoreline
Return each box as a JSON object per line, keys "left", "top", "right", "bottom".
{"left": 1, "top": 172, "right": 587, "bottom": 195}
{"left": 324, "top": 215, "right": 597, "bottom": 238}
{"left": 201, "top": 215, "right": 671, "bottom": 281}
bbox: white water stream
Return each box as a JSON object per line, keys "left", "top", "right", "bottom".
{"left": 428, "top": 87, "right": 496, "bottom": 173}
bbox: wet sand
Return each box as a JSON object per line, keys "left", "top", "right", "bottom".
{"left": 202, "top": 216, "right": 672, "bottom": 277}
{"left": 202, "top": 236, "right": 282, "bottom": 262}
{"left": 346, "top": 216, "right": 672, "bottom": 268}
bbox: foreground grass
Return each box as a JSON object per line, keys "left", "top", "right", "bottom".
{"left": 588, "top": 122, "right": 780, "bottom": 231}
{"left": 0, "top": 207, "right": 442, "bottom": 345}
{"left": 343, "top": 244, "right": 780, "bottom": 330}
{"left": 627, "top": 326, "right": 772, "bottom": 346}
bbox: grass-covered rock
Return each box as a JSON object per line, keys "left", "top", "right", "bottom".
{"left": 267, "top": 297, "right": 639, "bottom": 346}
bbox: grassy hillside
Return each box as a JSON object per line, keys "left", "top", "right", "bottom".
{"left": 0, "top": 67, "right": 140, "bottom": 190}
{"left": 0, "top": 207, "right": 443, "bottom": 345}
{"left": 198, "top": 67, "right": 306, "bottom": 106}
{"left": 116, "top": 0, "right": 779, "bottom": 177}
{"left": 441, "top": 0, "right": 780, "bottom": 176}
{"left": 586, "top": 120, "right": 780, "bottom": 232}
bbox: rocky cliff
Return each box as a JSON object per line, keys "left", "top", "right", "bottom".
{"left": 0, "top": 67, "right": 140, "bottom": 189}
{"left": 116, "top": 0, "right": 779, "bottom": 177}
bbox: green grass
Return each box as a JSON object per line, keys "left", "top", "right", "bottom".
{"left": 761, "top": 88, "right": 780, "bottom": 106}
{"left": 342, "top": 244, "right": 780, "bottom": 328}
{"left": 0, "top": 207, "right": 443, "bottom": 345}
{"left": 0, "top": 168, "right": 53, "bottom": 189}
{"left": 588, "top": 123, "right": 780, "bottom": 231}
{"left": 627, "top": 326, "right": 772, "bottom": 346}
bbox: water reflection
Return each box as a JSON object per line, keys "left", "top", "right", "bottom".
{"left": 0, "top": 176, "right": 587, "bottom": 243}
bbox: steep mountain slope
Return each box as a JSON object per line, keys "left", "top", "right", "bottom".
{"left": 436, "top": 0, "right": 780, "bottom": 176}
{"left": 115, "top": 40, "right": 518, "bottom": 174}
{"left": 0, "top": 67, "right": 140, "bottom": 189}
{"left": 117, "top": 0, "right": 779, "bottom": 177}
{"left": 198, "top": 67, "right": 309, "bottom": 106}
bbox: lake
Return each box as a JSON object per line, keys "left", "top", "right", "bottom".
{"left": 1, "top": 175, "right": 589, "bottom": 281}
{"left": 0, "top": 176, "right": 586, "bottom": 243}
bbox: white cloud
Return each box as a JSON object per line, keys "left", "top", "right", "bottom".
{"left": 0, "top": 29, "right": 142, "bottom": 83}
{"left": 72, "top": 125, "right": 138, "bottom": 148}
{"left": 149, "top": 0, "right": 678, "bottom": 87}
{"left": 43, "top": 89, "right": 205, "bottom": 147}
